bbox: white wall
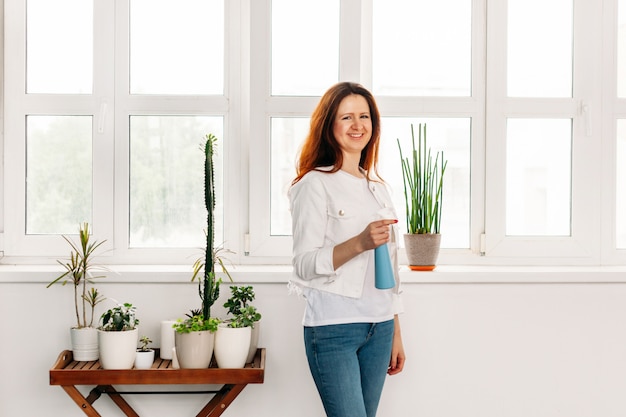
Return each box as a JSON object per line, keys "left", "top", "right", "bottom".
{"left": 2, "top": 268, "right": 626, "bottom": 417}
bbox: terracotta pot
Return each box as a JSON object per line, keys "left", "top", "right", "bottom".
{"left": 403, "top": 233, "right": 442, "bottom": 271}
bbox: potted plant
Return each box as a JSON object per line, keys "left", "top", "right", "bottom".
{"left": 174, "top": 133, "right": 232, "bottom": 369}
{"left": 134, "top": 335, "right": 155, "bottom": 369}
{"left": 214, "top": 305, "right": 261, "bottom": 368}
{"left": 98, "top": 302, "right": 139, "bottom": 369}
{"left": 397, "top": 123, "right": 447, "bottom": 270}
{"left": 47, "top": 222, "right": 107, "bottom": 361}
{"left": 172, "top": 314, "right": 220, "bottom": 368}
{"left": 222, "top": 285, "right": 262, "bottom": 363}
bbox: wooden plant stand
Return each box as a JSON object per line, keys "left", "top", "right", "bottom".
{"left": 49, "top": 348, "right": 265, "bottom": 417}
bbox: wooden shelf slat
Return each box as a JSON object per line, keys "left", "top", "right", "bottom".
{"left": 50, "top": 348, "right": 265, "bottom": 386}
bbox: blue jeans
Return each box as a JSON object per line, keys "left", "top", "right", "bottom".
{"left": 304, "top": 320, "right": 394, "bottom": 417}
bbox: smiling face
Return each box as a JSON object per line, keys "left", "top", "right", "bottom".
{"left": 332, "top": 94, "right": 372, "bottom": 159}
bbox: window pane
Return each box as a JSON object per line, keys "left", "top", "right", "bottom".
{"left": 373, "top": 0, "right": 472, "bottom": 96}
{"left": 271, "top": 0, "right": 339, "bottom": 96}
{"left": 129, "top": 116, "right": 223, "bottom": 248}
{"left": 506, "top": 119, "right": 571, "bottom": 236}
{"left": 129, "top": 0, "right": 224, "bottom": 95}
{"left": 619, "top": 0, "right": 626, "bottom": 98}
{"left": 507, "top": 0, "right": 572, "bottom": 97}
{"left": 270, "top": 117, "right": 310, "bottom": 235}
{"left": 26, "top": 0, "right": 93, "bottom": 94}
{"left": 382, "top": 118, "right": 471, "bottom": 249}
{"left": 26, "top": 116, "right": 93, "bottom": 234}
{"left": 617, "top": 120, "right": 626, "bottom": 248}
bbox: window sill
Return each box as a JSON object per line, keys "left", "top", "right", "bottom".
{"left": 1, "top": 264, "right": 626, "bottom": 284}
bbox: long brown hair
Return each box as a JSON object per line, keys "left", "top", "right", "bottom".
{"left": 292, "top": 82, "right": 382, "bottom": 185}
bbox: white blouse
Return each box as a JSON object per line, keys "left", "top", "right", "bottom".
{"left": 289, "top": 167, "right": 403, "bottom": 326}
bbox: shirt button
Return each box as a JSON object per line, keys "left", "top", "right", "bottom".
{"left": 338, "top": 209, "right": 345, "bottom": 216}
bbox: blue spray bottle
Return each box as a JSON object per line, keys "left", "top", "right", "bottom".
{"left": 374, "top": 207, "right": 396, "bottom": 289}
{"left": 374, "top": 243, "right": 395, "bottom": 289}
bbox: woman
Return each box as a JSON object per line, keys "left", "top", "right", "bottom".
{"left": 289, "top": 82, "right": 406, "bottom": 417}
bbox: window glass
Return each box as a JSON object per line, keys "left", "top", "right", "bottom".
{"left": 507, "top": 0, "right": 573, "bottom": 97}
{"left": 271, "top": 0, "right": 339, "bottom": 96}
{"left": 506, "top": 119, "right": 572, "bottom": 236}
{"left": 381, "top": 118, "right": 471, "bottom": 248}
{"left": 372, "top": 0, "right": 471, "bottom": 96}
{"left": 270, "top": 117, "right": 310, "bottom": 235}
{"left": 26, "top": 116, "right": 93, "bottom": 234}
{"left": 129, "top": 0, "right": 224, "bottom": 95}
{"left": 26, "top": 0, "right": 93, "bottom": 94}
{"left": 129, "top": 116, "right": 223, "bottom": 247}
{"left": 617, "top": 120, "right": 626, "bottom": 248}
{"left": 619, "top": 0, "right": 626, "bottom": 97}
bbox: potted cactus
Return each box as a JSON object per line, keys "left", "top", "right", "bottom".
{"left": 174, "top": 133, "right": 231, "bottom": 369}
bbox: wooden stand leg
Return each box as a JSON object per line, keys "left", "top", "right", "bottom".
{"left": 61, "top": 386, "right": 102, "bottom": 417}
{"left": 196, "top": 384, "right": 247, "bottom": 417}
{"left": 98, "top": 385, "right": 140, "bottom": 417}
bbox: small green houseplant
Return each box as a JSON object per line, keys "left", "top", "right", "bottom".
{"left": 135, "top": 335, "right": 155, "bottom": 369}
{"left": 99, "top": 302, "right": 139, "bottom": 332}
{"left": 173, "top": 314, "right": 220, "bottom": 333}
{"left": 98, "top": 302, "right": 140, "bottom": 369}
{"left": 228, "top": 306, "right": 262, "bottom": 329}
{"left": 214, "top": 285, "right": 262, "bottom": 368}
{"left": 138, "top": 335, "right": 153, "bottom": 352}
{"left": 47, "top": 222, "right": 107, "bottom": 361}
{"left": 223, "top": 286, "right": 261, "bottom": 328}
{"left": 397, "top": 123, "right": 447, "bottom": 270}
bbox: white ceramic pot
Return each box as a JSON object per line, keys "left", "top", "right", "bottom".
{"left": 134, "top": 349, "right": 155, "bottom": 369}
{"left": 160, "top": 320, "right": 177, "bottom": 360}
{"left": 246, "top": 321, "right": 261, "bottom": 363}
{"left": 70, "top": 327, "right": 99, "bottom": 361}
{"left": 214, "top": 324, "right": 252, "bottom": 368}
{"left": 174, "top": 330, "right": 215, "bottom": 369}
{"left": 98, "top": 328, "right": 138, "bottom": 370}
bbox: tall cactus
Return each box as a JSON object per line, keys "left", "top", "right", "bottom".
{"left": 197, "top": 134, "right": 220, "bottom": 320}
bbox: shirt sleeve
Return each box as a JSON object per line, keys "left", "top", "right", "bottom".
{"left": 289, "top": 175, "right": 337, "bottom": 281}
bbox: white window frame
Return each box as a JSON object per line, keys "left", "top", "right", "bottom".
{"left": 2, "top": 0, "right": 626, "bottom": 267}
{"left": 601, "top": 0, "right": 626, "bottom": 265}
{"left": 484, "top": 0, "right": 603, "bottom": 263}
{"left": 248, "top": 0, "right": 487, "bottom": 265}
{"left": 2, "top": 0, "right": 245, "bottom": 264}
{"left": 4, "top": 0, "right": 116, "bottom": 258}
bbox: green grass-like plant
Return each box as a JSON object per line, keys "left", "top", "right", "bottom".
{"left": 397, "top": 124, "right": 447, "bottom": 234}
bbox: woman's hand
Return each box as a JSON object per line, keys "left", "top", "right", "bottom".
{"left": 358, "top": 219, "right": 398, "bottom": 251}
{"left": 388, "top": 315, "right": 406, "bottom": 375}
{"left": 332, "top": 219, "right": 397, "bottom": 269}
